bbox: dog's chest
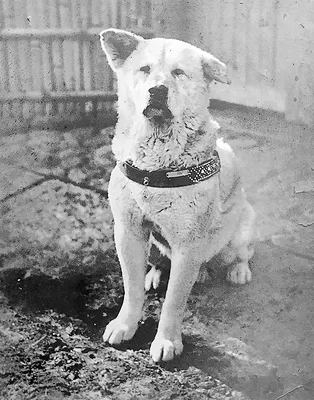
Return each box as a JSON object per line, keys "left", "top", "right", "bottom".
{"left": 135, "top": 179, "right": 219, "bottom": 230}
{"left": 137, "top": 187, "right": 177, "bottom": 219}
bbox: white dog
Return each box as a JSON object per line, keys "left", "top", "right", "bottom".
{"left": 99, "top": 29, "right": 256, "bottom": 362}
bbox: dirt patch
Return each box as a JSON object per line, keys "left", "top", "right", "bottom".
{"left": 0, "top": 260, "right": 247, "bottom": 400}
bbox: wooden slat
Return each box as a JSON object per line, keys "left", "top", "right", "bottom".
{"left": 51, "top": 39, "right": 64, "bottom": 92}
{"left": 49, "top": 0, "right": 59, "bottom": 29}
{"left": 18, "top": 39, "right": 33, "bottom": 120}
{"left": 9, "top": 37, "right": 24, "bottom": 119}
{"left": 31, "top": 38, "right": 45, "bottom": 117}
{"left": 207, "top": 0, "right": 222, "bottom": 58}
{"left": 26, "top": 0, "right": 40, "bottom": 29}
{"left": 89, "top": 39, "right": 96, "bottom": 91}
{"left": 258, "top": 0, "right": 274, "bottom": 85}
{"left": 62, "top": 40, "right": 74, "bottom": 91}
{"left": 8, "top": 40, "right": 21, "bottom": 92}
{"left": 59, "top": 0, "right": 72, "bottom": 28}
{"left": 80, "top": 0, "right": 90, "bottom": 28}
{"left": 73, "top": 40, "right": 81, "bottom": 91}
{"left": 42, "top": 41, "right": 53, "bottom": 92}
{"left": 94, "top": 43, "right": 108, "bottom": 91}
{"left": 3, "top": 0, "right": 15, "bottom": 29}
{"left": 100, "top": 0, "right": 111, "bottom": 27}
{"left": 110, "top": 0, "right": 118, "bottom": 28}
{"left": 0, "top": 0, "right": 5, "bottom": 30}
{"left": 37, "top": 0, "right": 47, "bottom": 28}
{"left": 91, "top": 0, "right": 102, "bottom": 26}
{"left": 245, "top": 0, "right": 260, "bottom": 85}
{"left": 54, "top": 0, "right": 63, "bottom": 119}
{"left": 220, "top": 0, "right": 235, "bottom": 66}
{"left": 233, "top": 1, "right": 247, "bottom": 83}
{"left": 0, "top": 42, "right": 6, "bottom": 93}
{"left": 71, "top": 0, "right": 81, "bottom": 29}
{"left": 18, "top": 40, "right": 32, "bottom": 92}
{"left": 2, "top": 102, "right": 11, "bottom": 120}
{"left": 55, "top": 0, "right": 62, "bottom": 28}
{"left": 0, "top": 26, "right": 154, "bottom": 38}
{"left": 143, "top": 0, "right": 152, "bottom": 27}
{"left": 14, "top": 0, "right": 28, "bottom": 28}
{"left": 30, "top": 41, "right": 43, "bottom": 92}
{"left": 82, "top": 39, "right": 92, "bottom": 91}
{"left": 0, "top": 39, "right": 10, "bottom": 93}
{"left": 119, "top": 0, "right": 128, "bottom": 29}
{"left": 271, "top": 1, "right": 279, "bottom": 87}
{"left": 0, "top": 91, "right": 117, "bottom": 102}
{"left": 130, "top": 0, "right": 138, "bottom": 29}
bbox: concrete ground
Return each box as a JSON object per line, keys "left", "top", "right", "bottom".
{"left": 200, "top": 106, "right": 314, "bottom": 399}
{"left": 0, "top": 105, "right": 313, "bottom": 399}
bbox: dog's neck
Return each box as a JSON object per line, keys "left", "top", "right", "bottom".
{"left": 112, "top": 111, "right": 220, "bottom": 171}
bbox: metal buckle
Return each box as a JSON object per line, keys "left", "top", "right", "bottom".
{"left": 166, "top": 169, "right": 189, "bottom": 178}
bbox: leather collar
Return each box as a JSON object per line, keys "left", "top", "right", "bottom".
{"left": 119, "top": 150, "right": 220, "bottom": 188}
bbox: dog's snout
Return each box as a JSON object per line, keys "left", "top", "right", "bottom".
{"left": 144, "top": 84, "right": 173, "bottom": 122}
{"left": 148, "top": 85, "right": 168, "bottom": 101}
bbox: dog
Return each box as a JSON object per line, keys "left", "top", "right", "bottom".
{"left": 99, "top": 28, "right": 256, "bottom": 362}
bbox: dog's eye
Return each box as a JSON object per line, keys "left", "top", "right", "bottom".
{"left": 140, "top": 65, "right": 151, "bottom": 74}
{"left": 172, "top": 68, "right": 185, "bottom": 77}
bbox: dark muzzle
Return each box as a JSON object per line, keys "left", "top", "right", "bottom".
{"left": 143, "top": 85, "right": 173, "bottom": 124}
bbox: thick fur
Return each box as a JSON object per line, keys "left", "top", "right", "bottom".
{"left": 100, "top": 29, "right": 256, "bottom": 362}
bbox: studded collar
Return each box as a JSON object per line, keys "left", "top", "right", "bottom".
{"left": 118, "top": 150, "right": 221, "bottom": 188}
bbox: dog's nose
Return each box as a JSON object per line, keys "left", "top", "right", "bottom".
{"left": 148, "top": 85, "right": 168, "bottom": 101}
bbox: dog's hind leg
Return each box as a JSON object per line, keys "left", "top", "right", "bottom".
{"left": 225, "top": 201, "right": 256, "bottom": 284}
{"left": 103, "top": 219, "right": 149, "bottom": 345}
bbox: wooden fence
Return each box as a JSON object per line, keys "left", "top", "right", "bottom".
{"left": 0, "top": 0, "right": 154, "bottom": 129}
{"left": 1, "top": 0, "right": 313, "bottom": 128}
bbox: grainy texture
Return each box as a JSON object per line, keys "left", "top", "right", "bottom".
{"left": 0, "top": 108, "right": 314, "bottom": 399}
{"left": 0, "top": 0, "right": 153, "bottom": 130}
{"left": 1, "top": 1, "right": 314, "bottom": 129}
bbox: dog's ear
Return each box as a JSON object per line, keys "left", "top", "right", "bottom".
{"left": 202, "top": 52, "right": 231, "bottom": 85}
{"left": 100, "top": 28, "right": 143, "bottom": 70}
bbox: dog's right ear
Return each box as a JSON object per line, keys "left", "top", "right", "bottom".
{"left": 100, "top": 28, "right": 143, "bottom": 71}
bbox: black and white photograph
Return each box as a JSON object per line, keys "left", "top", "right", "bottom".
{"left": 0, "top": 1, "right": 313, "bottom": 399}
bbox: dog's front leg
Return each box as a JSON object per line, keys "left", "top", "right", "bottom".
{"left": 150, "top": 247, "right": 202, "bottom": 362}
{"left": 103, "top": 220, "right": 149, "bottom": 345}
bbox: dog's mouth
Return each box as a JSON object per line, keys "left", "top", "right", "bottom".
{"left": 143, "top": 103, "right": 173, "bottom": 124}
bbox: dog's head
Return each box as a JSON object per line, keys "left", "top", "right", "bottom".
{"left": 100, "top": 29, "right": 230, "bottom": 127}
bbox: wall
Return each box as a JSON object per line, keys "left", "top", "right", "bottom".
{"left": 154, "top": 0, "right": 314, "bottom": 125}
{"left": 0, "top": 0, "right": 313, "bottom": 128}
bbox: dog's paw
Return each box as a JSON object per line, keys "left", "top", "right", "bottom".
{"left": 103, "top": 318, "right": 138, "bottom": 345}
{"left": 145, "top": 265, "right": 161, "bottom": 291}
{"left": 150, "top": 334, "right": 183, "bottom": 362}
{"left": 227, "top": 262, "right": 252, "bottom": 284}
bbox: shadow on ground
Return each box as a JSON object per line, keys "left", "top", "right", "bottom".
{"left": 1, "top": 240, "right": 314, "bottom": 399}
{"left": 1, "top": 107, "right": 314, "bottom": 399}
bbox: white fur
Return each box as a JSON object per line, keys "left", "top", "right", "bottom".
{"left": 100, "top": 29, "right": 256, "bottom": 362}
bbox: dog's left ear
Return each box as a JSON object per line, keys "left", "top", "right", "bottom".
{"left": 202, "top": 52, "right": 231, "bottom": 85}
{"left": 100, "top": 28, "right": 144, "bottom": 71}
